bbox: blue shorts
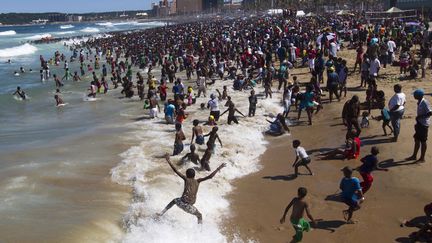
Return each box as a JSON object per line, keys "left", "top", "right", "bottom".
{"left": 343, "top": 197, "right": 359, "bottom": 209}
{"left": 173, "top": 143, "right": 184, "bottom": 156}
{"left": 195, "top": 135, "right": 205, "bottom": 145}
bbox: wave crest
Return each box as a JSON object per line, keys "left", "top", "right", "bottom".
{"left": 0, "top": 30, "right": 17, "bottom": 36}
{"left": 0, "top": 43, "right": 37, "bottom": 57}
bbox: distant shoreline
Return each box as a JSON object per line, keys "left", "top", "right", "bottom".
{"left": 0, "top": 17, "right": 177, "bottom": 28}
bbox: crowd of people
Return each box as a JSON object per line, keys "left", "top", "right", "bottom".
{"left": 11, "top": 10, "right": 432, "bottom": 242}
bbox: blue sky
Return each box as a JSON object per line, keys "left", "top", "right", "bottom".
{"left": 1, "top": 0, "right": 153, "bottom": 13}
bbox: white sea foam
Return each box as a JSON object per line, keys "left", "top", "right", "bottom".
{"left": 111, "top": 80, "right": 285, "bottom": 242}
{"left": 0, "top": 43, "right": 37, "bottom": 57}
{"left": 24, "top": 33, "right": 52, "bottom": 40}
{"left": 96, "top": 22, "right": 114, "bottom": 27}
{"left": 133, "top": 21, "right": 166, "bottom": 27}
{"left": 81, "top": 27, "right": 101, "bottom": 33}
{"left": 0, "top": 30, "right": 17, "bottom": 36}
{"left": 60, "top": 24, "right": 74, "bottom": 29}
{"left": 56, "top": 31, "right": 76, "bottom": 35}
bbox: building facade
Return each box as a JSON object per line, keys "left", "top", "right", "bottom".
{"left": 202, "top": 0, "right": 224, "bottom": 12}
{"left": 176, "top": 0, "right": 203, "bottom": 14}
{"left": 387, "top": 0, "right": 432, "bottom": 9}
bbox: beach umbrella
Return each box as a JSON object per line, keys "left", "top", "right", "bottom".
{"left": 316, "top": 32, "right": 336, "bottom": 43}
{"left": 386, "top": 7, "right": 403, "bottom": 13}
{"left": 296, "top": 10, "right": 306, "bottom": 17}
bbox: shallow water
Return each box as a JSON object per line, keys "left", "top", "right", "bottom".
{"left": 0, "top": 21, "right": 165, "bottom": 242}
{"left": 0, "top": 19, "right": 287, "bottom": 242}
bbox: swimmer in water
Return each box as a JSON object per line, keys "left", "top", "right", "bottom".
{"left": 12, "top": 86, "right": 26, "bottom": 100}
{"left": 220, "top": 102, "right": 246, "bottom": 125}
{"left": 73, "top": 71, "right": 81, "bottom": 82}
{"left": 54, "top": 94, "right": 64, "bottom": 106}
{"left": 20, "top": 67, "right": 25, "bottom": 73}
{"left": 53, "top": 74, "right": 64, "bottom": 87}
{"left": 157, "top": 153, "right": 226, "bottom": 224}
{"left": 191, "top": 119, "right": 205, "bottom": 145}
{"left": 173, "top": 123, "right": 186, "bottom": 156}
{"left": 204, "top": 126, "right": 223, "bottom": 151}
{"left": 88, "top": 81, "right": 97, "bottom": 98}
{"left": 179, "top": 144, "right": 200, "bottom": 165}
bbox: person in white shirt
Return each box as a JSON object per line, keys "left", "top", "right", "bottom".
{"left": 369, "top": 56, "right": 381, "bottom": 78}
{"left": 387, "top": 38, "right": 396, "bottom": 64}
{"left": 329, "top": 41, "right": 337, "bottom": 57}
{"left": 207, "top": 94, "right": 220, "bottom": 121}
{"left": 388, "top": 84, "right": 406, "bottom": 142}
{"left": 292, "top": 140, "right": 313, "bottom": 177}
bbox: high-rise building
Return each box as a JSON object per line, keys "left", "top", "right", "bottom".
{"left": 176, "top": 0, "right": 203, "bottom": 14}
{"left": 202, "top": 0, "right": 224, "bottom": 12}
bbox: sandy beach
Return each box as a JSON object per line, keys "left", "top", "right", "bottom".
{"left": 228, "top": 48, "right": 432, "bottom": 243}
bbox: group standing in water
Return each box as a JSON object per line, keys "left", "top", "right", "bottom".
{"left": 7, "top": 8, "right": 432, "bottom": 242}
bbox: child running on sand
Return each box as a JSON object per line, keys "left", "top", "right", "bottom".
{"left": 340, "top": 166, "right": 364, "bottom": 224}
{"left": 292, "top": 140, "right": 313, "bottom": 177}
{"left": 356, "top": 146, "right": 388, "bottom": 194}
{"left": 372, "top": 106, "right": 393, "bottom": 136}
{"left": 280, "top": 187, "right": 316, "bottom": 242}
{"left": 158, "top": 154, "right": 225, "bottom": 224}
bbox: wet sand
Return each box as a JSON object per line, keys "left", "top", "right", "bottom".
{"left": 228, "top": 48, "right": 432, "bottom": 242}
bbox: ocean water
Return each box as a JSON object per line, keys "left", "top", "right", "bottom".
{"left": 0, "top": 20, "right": 166, "bottom": 242}
{"left": 0, "top": 20, "right": 286, "bottom": 242}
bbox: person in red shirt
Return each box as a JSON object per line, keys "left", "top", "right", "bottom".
{"left": 353, "top": 43, "right": 364, "bottom": 73}
{"left": 307, "top": 45, "right": 317, "bottom": 73}
{"left": 317, "top": 131, "right": 361, "bottom": 160}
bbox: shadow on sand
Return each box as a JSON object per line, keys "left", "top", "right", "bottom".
{"left": 378, "top": 159, "right": 418, "bottom": 169}
{"left": 314, "top": 219, "right": 346, "bottom": 233}
{"left": 262, "top": 174, "right": 297, "bottom": 181}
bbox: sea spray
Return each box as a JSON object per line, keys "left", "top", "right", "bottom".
{"left": 81, "top": 27, "right": 101, "bottom": 33}
{"left": 0, "top": 30, "right": 17, "bottom": 36}
{"left": 0, "top": 43, "right": 37, "bottom": 57}
{"left": 111, "top": 80, "right": 285, "bottom": 242}
{"left": 60, "top": 25, "right": 74, "bottom": 29}
{"left": 24, "top": 33, "right": 52, "bottom": 40}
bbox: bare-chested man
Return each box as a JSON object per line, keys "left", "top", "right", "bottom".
{"left": 220, "top": 102, "right": 246, "bottom": 125}
{"left": 191, "top": 119, "right": 205, "bottom": 145}
{"left": 173, "top": 123, "right": 186, "bottom": 156}
{"left": 280, "top": 187, "right": 316, "bottom": 242}
{"left": 158, "top": 154, "right": 226, "bottom": 224}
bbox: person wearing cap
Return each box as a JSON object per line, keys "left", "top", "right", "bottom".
{"left": 340, "top": 166, "right": 363, "bottom": 224}
{"left": 326, "top": 66, "right": 340, "bottom": 103}
{"left": 388, "top": 84, "right": 406, "bottom": 142}
{"left": 357, "top": 146, "right": 388, "bottom": 194}
{"left": 207, "top": 94, "right": 220, "bottom": 121}
{"left": 407, "top": 89, "right": 432, "bottom": 163}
